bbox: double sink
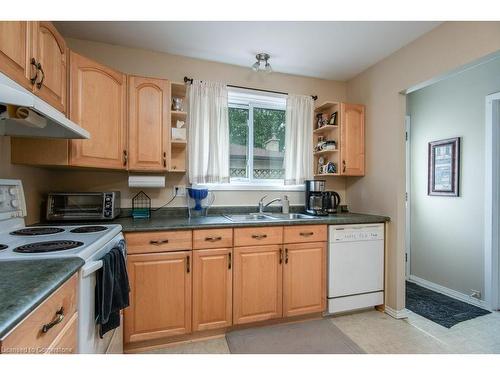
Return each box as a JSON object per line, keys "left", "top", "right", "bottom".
{"left": 223, "top": 213, "right": 318, "bottom": 222}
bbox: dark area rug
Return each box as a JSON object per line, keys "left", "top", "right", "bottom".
{"left": 226, "top": 318, "right": 364, "bottom": 354}
{"left": 406, "top": 281, "right": 490, "bottom": 328}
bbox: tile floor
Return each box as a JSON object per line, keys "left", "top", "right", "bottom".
{"left": 145, "top": 309, "right": 500, "bottom": 354}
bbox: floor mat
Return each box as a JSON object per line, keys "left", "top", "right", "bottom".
{"left": 226, "top": 318, "right": 364, "bottom": 354}
{"left": 406, "top": 281, "right": 490, "bottom": 328}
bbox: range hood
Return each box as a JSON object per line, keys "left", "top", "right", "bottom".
{"left": 0, "top": 72, "right": 89, "bottom": 139}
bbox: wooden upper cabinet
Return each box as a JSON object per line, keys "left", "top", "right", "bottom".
{"left": 0, "top": 21, "right": 34, "bottom": 90}
{"left": 192, "top": 248, "right": 232, "bottom": 331}
{"left": 233, "top": 245, "right": 283, "bottom": 325}
{"left": 32, "top": 21, "right": 67, "bottom": 113}
{"left": 340, "top": 103, "right": 365, "bottom": 176}
{"left": 128, "top": 76, "right": 170, "bottom": 171}
{"left": 283, "top": 242, "right": 326, "bottom": 317}
{"left": 69, "top": 51, "right": 127, "bottom": 169}
{"left": 124, "top": 251, "right": 192, "bottom": 343}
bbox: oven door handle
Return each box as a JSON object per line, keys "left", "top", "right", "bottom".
{"left": 81, "top": 260, "right": 103, "bottom": 278}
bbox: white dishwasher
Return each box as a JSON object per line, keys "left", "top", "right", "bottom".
{"left": 327, "top": 224, "right": 385, "bottom": 314}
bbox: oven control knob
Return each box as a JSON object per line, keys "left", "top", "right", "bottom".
{"left": 11, "top": 199, "right": 19, "bottom": 208}
{"left": 9, "top": 187, "right": 17, "bottom": 196}
{"left": 105, "top": 196, "right": 111, "bottom": 202}
{"left": 104, "top": 211, "right": 111, "bottom": 217}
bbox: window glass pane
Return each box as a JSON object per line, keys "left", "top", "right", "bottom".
{"left": 229, "top": 107, "right": 249, "bottom": 179}
{"left": 253, "top": 107, "right": 286, "bottom": 180}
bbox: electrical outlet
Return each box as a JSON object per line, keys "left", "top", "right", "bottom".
{"left": 470, "top": 290, "right": 481, "bottom": 299}
{"left": 174, "top": 185, "right": 186, "bottom": 197}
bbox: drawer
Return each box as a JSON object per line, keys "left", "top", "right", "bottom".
{"left": 126, "top": 230, "right": 192, "bottom": 254}
{"left": 193, "top": 228, "right": 233, "bottom": 249}
{"left": 284, "top": 225, "right": 327, "bottom": 244}
{"left": 234, "top": 226, "right": 283, "bottom": 247}
{"left": 1, "top": 274, "right": 78, "bottom": 354}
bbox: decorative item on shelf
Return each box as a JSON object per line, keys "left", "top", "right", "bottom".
{"left": 314, "top": 140, "right": 326, "bottom": 152}
{"left": 323, "top": 140, "right": 337, "bottom": 150}
{"left": 320, "top": 162, "right": 337, "bottom": 175}
{"left": 317, "top": 135, "right": 325, "bottom": 142}
{"left": 172, "top": 120, "right": 186, "bottom": 141}
{"left": 132, "top": 191, "right": 151, "bottom": 219}
{"left": 317, "top": 156, "right": 325, "bottom": 174}
{"left": 172, "top": 97, "right": 183, "bottom": 111}
{"left": 316, "top": 113, "right": 326, "bottom": 129}
{"left": 328, "top": 111, "right": 338, "bottom": 125}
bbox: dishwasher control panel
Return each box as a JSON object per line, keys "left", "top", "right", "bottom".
{"left": 330, "top": 224, "right": 384, "bottom": 242}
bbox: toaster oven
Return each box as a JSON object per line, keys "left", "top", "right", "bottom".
{"left": 46, "top": 192, "right": 120, "bottom": 221}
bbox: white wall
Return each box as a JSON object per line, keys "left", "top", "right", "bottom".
{"left": 408, "top": 57, "right": 500, "bottom": 298}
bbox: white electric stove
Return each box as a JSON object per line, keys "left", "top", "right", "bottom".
{"left": 0, "top": 179, "right": 125, "bottom": 354}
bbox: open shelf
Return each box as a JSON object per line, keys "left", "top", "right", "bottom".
{"left": 314, "top": 149, "right": 338, "bottom": 156}
{"left": 314, "top": 173, "right": 340, "bottom": 177}
{"left": 315, "top": 101, "right": 339, "bottom": 113}
{"left": 171, "top": 140, "right": 187, "bottom": 147}
{"left": 171, "top": 110, "right": 187, "bottom": 118}
{"left": 313, "top": 125, "right": 338, "bottom": 133}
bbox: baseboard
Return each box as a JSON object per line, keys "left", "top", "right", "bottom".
{"left": 408, "top": 275, "right": 489, "bottom": 310}
{"left": 384, "top": 305, "right": 409, "bottom": 319}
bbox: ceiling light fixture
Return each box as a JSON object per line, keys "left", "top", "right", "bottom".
{"left": 252, "top": 53, "right": 272, "bottom": 73}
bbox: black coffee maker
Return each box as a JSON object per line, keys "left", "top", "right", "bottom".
{"left": 305, "top": 180, "right": 328, "bottom": 216}
{"left": 323, "top": 191, "right": 341, "bottom": 214}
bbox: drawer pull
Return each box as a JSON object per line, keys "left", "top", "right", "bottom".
{"left": 228, "top": 252, "right": 232, "bottom": 269}
{"left": 41, "top": 307, "right": 64, "bottom": 333}
{"left": 279, "top": 248, "right": 283, "bottom": 264}
{"left": 186, "top": 255, "right": 190, "bottom": 273}
{"left": 205, "top": 236, "right": 222, "bottom": 242}
{"left": 251, "top": 234, "right": 268, "bottom": 240}
{"left": 150, "top": 239, "right": 169, "bottom": 245}
{"left": 300, "top": 232, "right": 314, "bottom": 237}
{"left": 285, "top": 248, "right": 289, "bottom": 264}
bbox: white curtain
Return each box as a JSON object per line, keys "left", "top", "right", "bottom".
{"left": 187, "top": 80, "right": 230, "bottom": 184}
{"left": 284, "top": 94, "right": 314, "bottom": 185}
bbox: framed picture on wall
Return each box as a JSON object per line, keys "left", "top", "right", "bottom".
{"left": 428, "top": 137, "right": 460, "bottom": 196}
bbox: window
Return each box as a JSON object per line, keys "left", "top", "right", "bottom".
{"left": 228, "top": 89, "right": 287, "bottom": 185}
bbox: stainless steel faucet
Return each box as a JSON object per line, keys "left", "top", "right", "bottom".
{"left": 258, "top": 195, "right": 282, "bottom": 213}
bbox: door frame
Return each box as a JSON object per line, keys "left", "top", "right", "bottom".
{"left": 485, "top": 92, "right": 500, "bottom": 311}
{"left": 405, "top": 115, "right": 411, "bottom": 279}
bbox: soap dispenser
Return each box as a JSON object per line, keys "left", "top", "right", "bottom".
{"left": 282, "top": 195, "right": 290, "bottom": 214}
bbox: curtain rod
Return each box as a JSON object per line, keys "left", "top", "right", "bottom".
{"left": 183, "top": 76, "right": 318, "bottom": 101}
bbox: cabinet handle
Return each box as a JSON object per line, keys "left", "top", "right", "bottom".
{"left": 300, "top": 232, "right": 314, "bottom": 237}
{"left": 123, "top": 150, "right": 128, "bottom": 166}
{"left": 285, "top": 248, "right": 289, "bottom": 264}
{"left": 30, "top": 58, "right": 38, "bottom": 84}
{"left": 251, "top": 234, "right": 267, "bottom": 240}
{"left": 279, "top": 248, "right": 283, "bottom": 264}
{"left": 41, "top": 307, "right": 64, "bottom": 333}
{"left": 205, "top": 236, "right": 222, "bottom": 242}
{"left": 228, "top": 252, "right": 232, "bottom": 269}
{"left": 163, "top": 152, "right": 167, "bottom": 168}
{"left": 342, "top": 160, "right": 346, "bottom": 173}
{"left": 150, "top": 239, "right": 168, "bottom": 245}
{"left": 186, "top": 255, "right": 190, "bottom": 273}
{"left": 35, "top": 62, "right": 45, "bottom": 89}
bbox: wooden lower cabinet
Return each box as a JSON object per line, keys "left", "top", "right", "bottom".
{"left": 233, "top": 245, "right": 283, "bottom": 325}
{"left": 124, "top": 251, "right": 192, "bottom": 343}
{"left": 192, "top": 248, "right": 232, "bottom": 331}
{"left": 283, "top": 242, "right": 326, "bottom": 317}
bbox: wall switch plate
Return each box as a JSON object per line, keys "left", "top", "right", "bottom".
{"left": 174, "top": 185, "right": 186, "bottom": 197}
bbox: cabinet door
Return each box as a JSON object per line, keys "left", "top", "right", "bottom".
{"left": 233, "top": 245, "right": 282, "bottom": 325}
{"left": 32, "top": 22, "right": 67, "bottom": 113}
{"left": 128, "top": 75, "right": 170, "bottom": 171}
{"left": 193, "top": 248, "right": 232, "bottom": 331}
{"left": 340, "top": 103, "right": 365, "bottom": 176}
{"left": 283, "top": 242, "right": 326, "bottom": 317}
{"left": 0, "top": 21, "right": 34, "bottom": 90}
{"left": 69, "top": 51, "right": 127, "bottom": 169}
{"left": 124, "top": 251, "right": 192, "bottom": 343}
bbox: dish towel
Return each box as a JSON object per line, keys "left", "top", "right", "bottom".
{"left": 95, "top": 240, "right": 130, "bottom": 338}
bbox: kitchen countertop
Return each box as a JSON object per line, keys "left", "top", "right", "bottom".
{"left": 112, "top": 212, "right": 390, "bottom": 232}
{"left": 0, "top": 257, "right": 84, "bottom": 339}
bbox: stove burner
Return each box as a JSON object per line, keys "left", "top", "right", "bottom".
{"left": 70, "top": 226, "right": 108, "bottom": 234}
{"left": 10, "top": 227, "right": 64, "bottom": 236}
{"left": 0, "top": 244, "right": 7, "bottom": 251}
{"left": 14, "top": 240, "right": 83, "bottom": 253}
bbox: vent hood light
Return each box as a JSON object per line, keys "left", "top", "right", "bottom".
{"left": 0, "top": 72, "right": 89, "bottom": 139}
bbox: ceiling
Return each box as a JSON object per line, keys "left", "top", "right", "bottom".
{"left": 55, "top": 21, "right": 441, "bottom": 81}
